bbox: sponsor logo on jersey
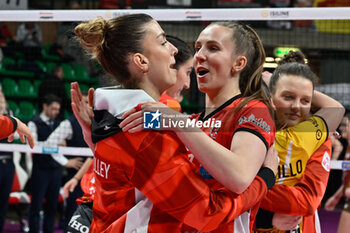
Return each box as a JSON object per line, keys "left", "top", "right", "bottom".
{"left": 94, "top": 158, "right": 111, "bottom": 179}
{"left": 316, "top": 129, "right": 322, "bottom": 140}
{"left": 209, "top": 126, "right": 220, "bottom": 140}
{"left": 322, "top": 151, "right": 331, "bottom": 172}
{"left": 277, "top": 160, "right": 303, "bottom": 179}
{"left": 238, "top": 113, "right": 271, "bottom": 133}
{"left": 68, "top": 214, "right": 89, "bottom": 233}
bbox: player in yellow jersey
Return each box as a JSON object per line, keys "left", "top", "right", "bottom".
{"left": 253, "top": 60, "right": 345, "bottom": 233}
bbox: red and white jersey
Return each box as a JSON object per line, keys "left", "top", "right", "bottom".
{"left": 77, "top": 162, "right": 95, "bottom": 204}
{"left": 76, "top": 92, "right": 181, "bottom": 205}
{"left": 0, "top": 115, "right": 16, "bottom": 139}
{"left": 91, "top": 130, "right": 272, "bottom": 233}
{"left": 182, "top": 95, "right": 276, "bottom": 233}
{"left": 89, "top": 89, "right": 275, "bottom": 233}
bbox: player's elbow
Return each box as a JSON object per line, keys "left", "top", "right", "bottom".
{"left": 226, "top": 178, "right": 251, "bottom": 194}
{"left": 305, "top": 204, "right": 318, "bottom": 216}
{"left": 297, "top": 202, "right": 318, "bottom": 216}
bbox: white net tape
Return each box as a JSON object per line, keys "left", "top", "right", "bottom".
{"left": 1, "top": 143, "right": 349, "bottom": 170}
{"left": 0, "top": 7, "right": 349, "bottom": 22}
{"left": 0, "top": 143, "right": 93, "bottom": 157}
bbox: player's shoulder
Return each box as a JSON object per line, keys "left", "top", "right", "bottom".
{"left": 245, "top": 98, "right": 269, "bottom": 109}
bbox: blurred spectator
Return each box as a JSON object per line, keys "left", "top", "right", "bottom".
{"left": 0, "top": 84, "right": 15, "bottom": 233}
{"left": 100, "top": 0, "right": 130, "bottom": 8}
{"left": 0, "top": 84, "right": 9, "bottom": 116}
{"left": 323, "top": 115, "right": 349, "bottom": 205}
{"left": 294, "top": 0, "right": 314, "bottom": 7}
{"left": 0, "top": 23, "right": 19, "bottom": 58}
{"left": 324, "top": 113, "right": 350, "bottom": 233}
{"left": 16, "top": 22, "right": 42, "bottom": 47}
{"left": 56, "top": 2, "right": 100, "bottom": 75}
{"left": 131, "top": 0, "right": 152, "bottom": 8}
{"left": 38, "top": 65, "right": 69, "bottom": 120}
{"left": 40, "top": 92, "right": 89, "bottom": 231}
{"left": 339, "top": 113, "right": 350, "bottom": 233}
{"left": 0, "top": 47, "right": 2, "bottom": 64}
{"left": 0, "top": 23, "right": 16, "bottom": 47}
{"left": 266, "top": 1, "right": 293, "bottom": 29}
{"left": 56, "top": 20, "right": 79, "bottom": 64}
{"left": 27, "top": 94, "right": 62, "bottom": 233}
{"left": 16, "top": 22, "right": 42, "bottom": 60}
{"left": 0, "top": 84, "right": 34, "bottom": 233}
{"left": 69, "top": 0, "right": 81, "bottom": 9}
{"left": 58, "top": 1, "right": 81, "bottom": 46}
{"left": 45, "top": 2, "right": 82, "bottom": 63}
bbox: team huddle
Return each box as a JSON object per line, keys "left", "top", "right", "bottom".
{"left": 1, "top": 13, "right": 346, "bottom": 233}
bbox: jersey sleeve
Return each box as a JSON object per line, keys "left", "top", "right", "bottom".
{"left": 122, "top": 131, "right": 274, "bottom": 232}
{"left": 159, "top": 93, "right": 182, "bottom": 112}
{"left": 259, "top": 139, "right": 332, "bottom": 216}
{"left": 0, "top": 115, "right": 17, "bottom": 139}
{"left": 233, "top": 100, "right": 275, "bottom": 150}
{"left": 283, "top": 115, "right": 328, "bottom": 157}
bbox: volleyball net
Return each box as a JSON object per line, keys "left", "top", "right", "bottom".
{"left": 0, "top": 7, "right": 349, "bottom": 170}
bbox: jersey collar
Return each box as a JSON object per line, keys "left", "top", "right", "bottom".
{"left": 198, "top": 94, "right": 242, "bottom": 122}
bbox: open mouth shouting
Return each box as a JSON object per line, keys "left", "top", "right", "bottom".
{"left": 196, "top": 67, "right": 209, "bottom": 78}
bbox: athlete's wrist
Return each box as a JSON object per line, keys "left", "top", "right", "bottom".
{"left": 257, "top": 167, "right": 276, "bottom": 190}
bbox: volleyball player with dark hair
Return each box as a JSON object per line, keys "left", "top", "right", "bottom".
{"left": 160, "top": 35, "right": 194, "bottom": 111}
{"left": 71, "top": 14, "right": 278, "bottom": 233}
{"left": 253, "top": 54, "right": 344, "bottom": 232}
